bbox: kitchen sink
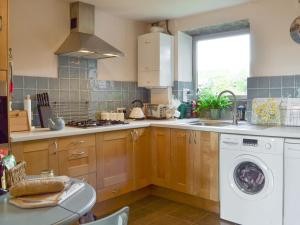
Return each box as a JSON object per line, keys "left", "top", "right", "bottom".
{"left": 188, "top": 121, "right": 233, "bottom": 127}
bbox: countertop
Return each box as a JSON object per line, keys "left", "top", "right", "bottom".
{"left": 10, "top": 118, "right": 300, "bottom": 142}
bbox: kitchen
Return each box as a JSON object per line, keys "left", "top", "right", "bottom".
{"left": 1, "top": 0, "right": 300, "bottom": 225}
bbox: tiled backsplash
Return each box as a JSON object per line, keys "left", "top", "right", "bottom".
{"left": 247, "top": 75, "right": 300, "bottom": 120}
{"left": 12, "top": 56, "right": 150, "bottom": 126}
{"left": 172, "top": 81, "right": 194, "bottom": 101}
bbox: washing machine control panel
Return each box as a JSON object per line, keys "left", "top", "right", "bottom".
{"left": 243, "top": 138, "right": 258, "bottom": 147}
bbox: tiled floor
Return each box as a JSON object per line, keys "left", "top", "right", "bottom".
{"left": 128, "top": 196, "right": 235, "bottom": 225}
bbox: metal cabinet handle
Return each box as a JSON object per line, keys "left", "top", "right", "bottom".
{"left": 189, "top": 132, "right": 192, "bottom": 144}
{"left": 53, "top": 140, "right": 58, "bottom": 155}
{"left": 194, "top": 131, "right": 196, "bottom": 144}
{"left": 72, "top": 151, "right": 85, "bottom": 156}
{"left": 0, "top": 16, "right": 2, "bottom": 31}
{"left": 71, "top": 140, "right": 85, "bottom": 145}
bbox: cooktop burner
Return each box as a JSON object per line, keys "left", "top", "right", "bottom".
{"left": 66, "top": 119, "right": 128, "bottom": 128}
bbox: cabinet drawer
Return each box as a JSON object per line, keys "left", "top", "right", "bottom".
{"left": 97, "top": 182, "right": 132, "bottom": 202}
{"left": 75, "top": 173, "right": 96, "bottom": 190}
{"left": 59, "top": 134, "right": 95, "bottom": 150}
{"left": 58, "top": 146, "right": 96, "bottom": 177}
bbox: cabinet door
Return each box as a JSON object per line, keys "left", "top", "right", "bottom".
{"left": 0, "top": 0, "right": 8, "bottom": 70}
{"left": 193, "top": 131, "right": 219, "bottom": 201}
{"left": 11, "top": 139, "right": 59, "bottom": 175}
{"left": 138, "top": 33, "right": 159, "bottom": 72}
{"left": 170, "top": 129, "right": 193, "bottom": 194}
{"left": 132, "top": 128, "right": 151, "bottom": 190}
{"left": 96, "top": 130, "right": 132, "bottom": 201}
{"left": 151, "top": 127, "right": 171, "bottom": 187}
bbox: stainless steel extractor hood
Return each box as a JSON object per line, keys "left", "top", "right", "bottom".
{"left": 55, "top": 2, "right": 124, "bottom": 59}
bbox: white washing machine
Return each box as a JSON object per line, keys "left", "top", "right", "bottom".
{"left": 220, "top": 134, "right": 284, "bottom": 225}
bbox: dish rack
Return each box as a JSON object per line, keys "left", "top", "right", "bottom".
{"left": 280, "top": 99, "right": 300, "bottom": 126}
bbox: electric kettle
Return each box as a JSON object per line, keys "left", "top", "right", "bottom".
{"left": 129, "top": 100, "right": 145, "bottom": 120}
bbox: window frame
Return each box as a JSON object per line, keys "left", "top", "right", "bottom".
{"left": 192, "top": 28, "right": 250, "bottom": 100}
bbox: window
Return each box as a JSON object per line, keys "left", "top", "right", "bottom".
{"left": 196, "top": 33, "right": 250, "bottom": 96}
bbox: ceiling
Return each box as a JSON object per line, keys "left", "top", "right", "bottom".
{"left": 64, "top": 0, "right": 255, "bottom": 22}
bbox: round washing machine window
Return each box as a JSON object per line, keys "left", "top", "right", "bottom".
{"left": 234, "top": 161, "right": 265, "bottom": 195}
{"left": 229, "top": 155, "right": 274, "bottom": 200}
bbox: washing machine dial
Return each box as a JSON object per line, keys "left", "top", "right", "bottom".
{"left": 265, "top": 143, "right": 272, "bottom": 150}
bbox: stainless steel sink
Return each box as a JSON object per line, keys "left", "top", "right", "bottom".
{"left": 188, "top": 121, "right": 233, "bottom": 127}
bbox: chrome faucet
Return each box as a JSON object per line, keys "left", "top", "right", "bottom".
{"left": 218, "top": 90, "right": 238, "bottom": 125}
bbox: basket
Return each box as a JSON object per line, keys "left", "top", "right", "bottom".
{"left": 6, "top": 161, "right": 27, "bottom": 188}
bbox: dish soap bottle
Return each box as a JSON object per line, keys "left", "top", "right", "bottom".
{"left": 24, "top": 95, "right": 32, "bottom": 128}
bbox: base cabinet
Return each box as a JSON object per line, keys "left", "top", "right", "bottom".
{"left": 11, "top": 127, "right": 219, "bottom": 203}
{"left": 132, "top": 128, "right": 151, "bottom": 190}
{"left": 193, "top": 131, "right": 219, "bottom": 201}
{"left": 170, "top": 129, "right": 193, "bottom": 194}
{"left": 96, "top": 130, "right": 133, "bottom": 201}
{"left": 151, "top": 127, "right": 171, "bottom": 188}
{"left": 11, "top": 139, "right": 59, "bottom": 175}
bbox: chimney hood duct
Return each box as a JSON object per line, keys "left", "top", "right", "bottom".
{"left": 55, "top": 2, "right": 124, "bottom": 59}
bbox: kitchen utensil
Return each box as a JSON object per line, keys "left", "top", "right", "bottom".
{"left": 129, "top": 100, "right": 145, "bottom": 120}
{"left": 37, "top": 93, "right": 53, "bottom": 128}
{"left": 9, "top": 111, "right": 30, "bottom": 132}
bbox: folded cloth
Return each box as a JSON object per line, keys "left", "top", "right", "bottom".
{"left": 9, "top": 179, "right": 65, "bottom": 197}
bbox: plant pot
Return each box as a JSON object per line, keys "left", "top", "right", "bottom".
{"left": 198, "top": 110, "right": 210, "bottom": 119}
{"left": 210, "top": 109, "right": 220, "bottom": 120}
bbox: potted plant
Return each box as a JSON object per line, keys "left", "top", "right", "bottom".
{"left": 195, "top": 90, "right": 231, "bottom": 120}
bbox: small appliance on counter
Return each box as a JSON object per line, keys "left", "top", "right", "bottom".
{"left": 144, "top": 104, "right": 167, "bottom": 119}
{"left": 129, "top": 100, "right": 145, "bottom": 120}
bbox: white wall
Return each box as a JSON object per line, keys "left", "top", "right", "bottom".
{"left": 174, "top": 31, "right": 193, "bottom": 82}
{"left": 169, "top": 0, "right": 300, "bottom": 77}
{"left": 10, "top": 0, "right": 147, "bottom": 81}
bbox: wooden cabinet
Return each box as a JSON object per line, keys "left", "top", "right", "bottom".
{"left": 138, "top": 32, "right": 173, "bottom": 87}
{"left": 132, "top": 128, "right": 151, "bottom": 190}
{"left": 151, "top": 127, "right": 171, "bottom": 188}
{"left": 11, "top": 139, "right": 59, "bottom": 175}
{"left": 192, "top": 131, "right": 219, "bottom": 201}
{"left": 96, "top": 130, "right": 133, "bottom": 201}
{"left": 170, "top": 129, "right": 193, "bottom": 194}
{"left": 58, "top": 134, "right": 96, "bottom": 188}
{"left": 0, "top": 0, "right": 8, "bottom": 72}
{"left": 168, "top": 130, "right": 219, "bottom": 201}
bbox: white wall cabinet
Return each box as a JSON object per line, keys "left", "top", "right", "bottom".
{"left": 138, "top": 32, "right": 174, "bottom": 88}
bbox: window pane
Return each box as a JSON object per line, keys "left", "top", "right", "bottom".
{"left": 197, "top": 34, "right": 250, "bottom": 95}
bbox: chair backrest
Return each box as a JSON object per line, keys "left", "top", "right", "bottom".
{"left": 85, "top": 207, "right": 129, "bottom": 225}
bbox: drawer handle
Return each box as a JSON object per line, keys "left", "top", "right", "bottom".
{"left": 71, "top": 140, "right": 85, "bottom": 145}
{"left": 112, "top": 189, "right": 120, "bottom": 194}
{"left": 0, "top": 16, "right": 2, "bottom": 31}
{"left": 222, "top": 141, "right": 239, "bottom": 145}
{"left": 72, "top": 151, "right": 85, "bottom": 156}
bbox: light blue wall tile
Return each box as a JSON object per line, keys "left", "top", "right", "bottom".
{"left": 258, "top": 89, "right": 269, "bottom": 98}
{"left": 270, "top": 76, "right": 281, "bottom": 88}
{"left": 282, "top": 88, "right": 295, "bottom": 98}
{"left": 247, "top": 77, "right": 258, "bottom": 89}
{"left": 282, "top": 75, "right": 295, "bottom": 87}
{"left": 270, "top": 89, "right": 282, "bottom": 98}
{"left": 24, "top": 76, "right": 37, "bottom": 89}
{"left": 247, "top": 89, "right": 257, "bottom": 99}
{"left": 13, "top": 76, "right": 24, "bottom": 89}
{"left": 257, "top": 77, "right": 270, "bottom": 89}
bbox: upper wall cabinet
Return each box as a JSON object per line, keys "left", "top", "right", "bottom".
{"left": 138, "top": 32, "right": 174, "bottom": 88}
{"left": 0, "top": 0, "right": 8, "bottom": 72}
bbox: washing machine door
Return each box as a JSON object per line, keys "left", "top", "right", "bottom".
{"left": 229, "top": 154, "right": 274, "bottom": 200}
